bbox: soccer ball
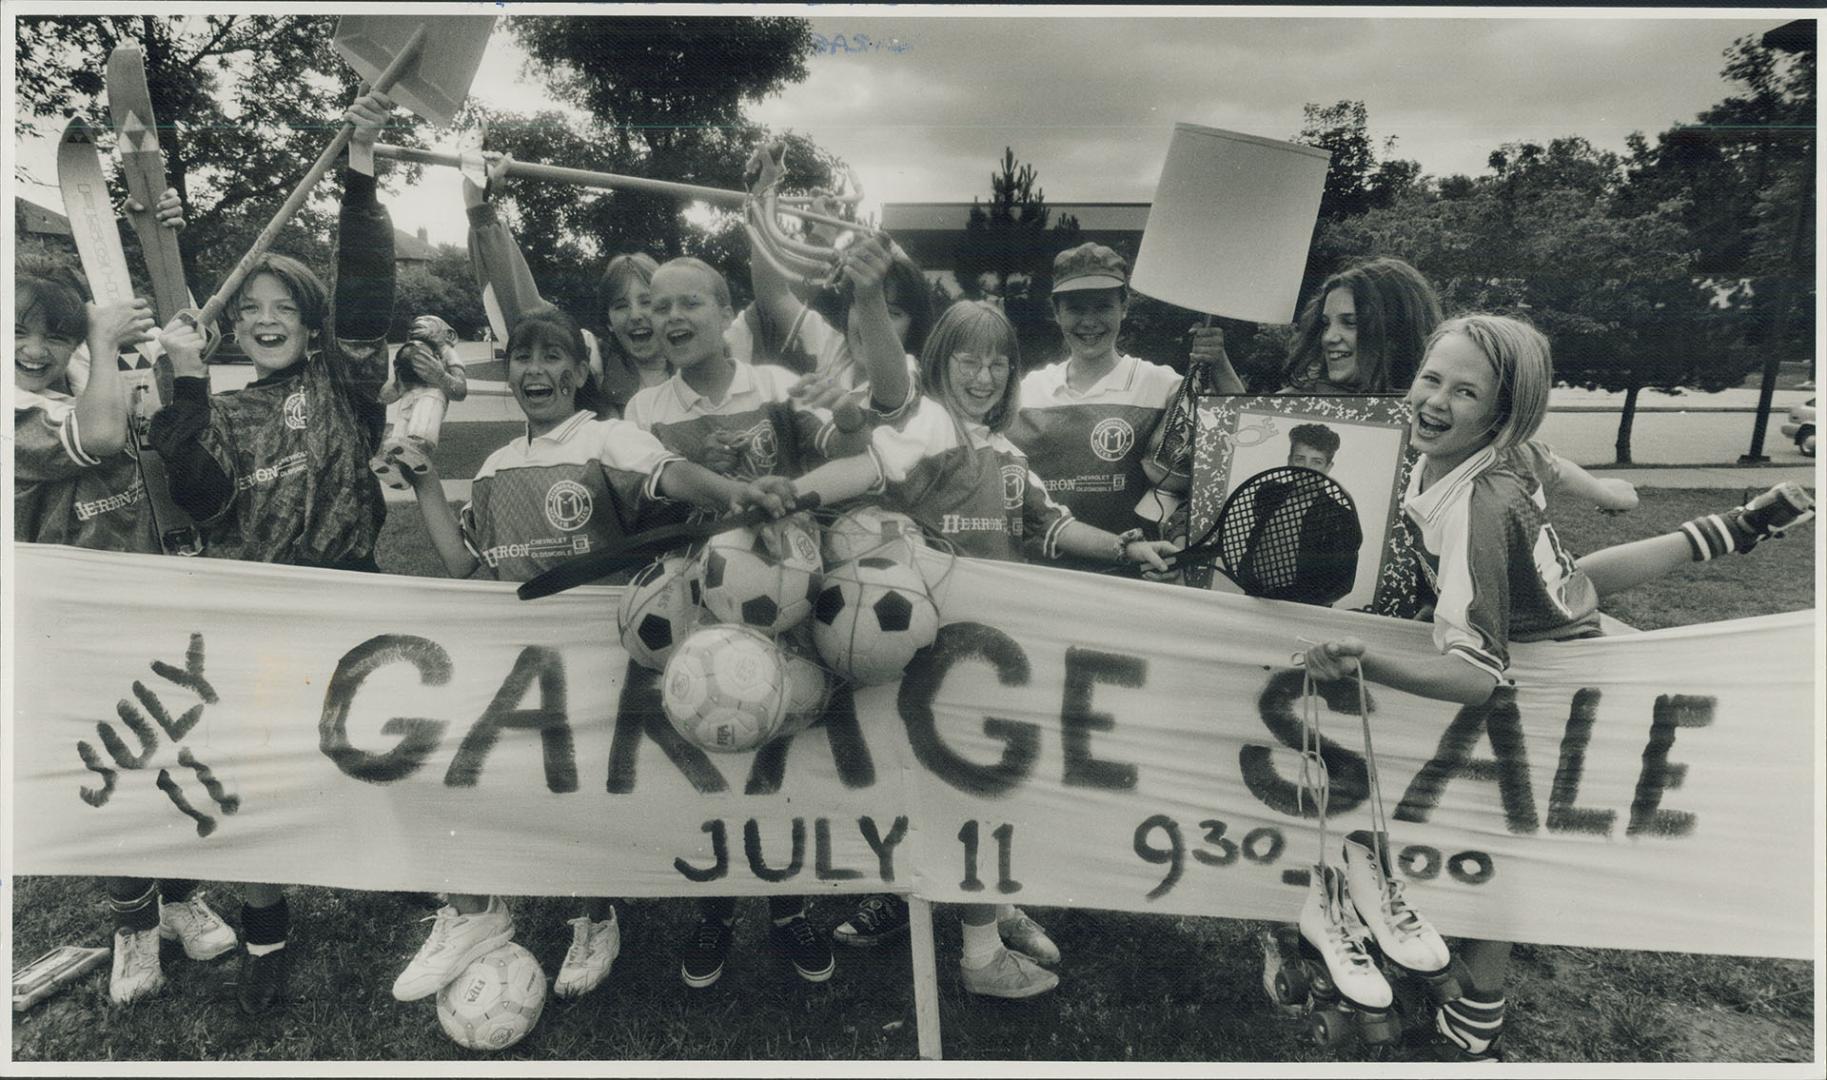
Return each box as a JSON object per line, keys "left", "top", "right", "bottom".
{"left": 617, "top": 556, "right": 705, "bottom": 670}
{"left": 436, "top": 943, "right": 546, "bottom": 1052}
{"left": 697, "top": 514, "right": 823, "bottom": 635}
{"left": 774, "top": 643, "right": 833, "bottom": 740}
{"left": 662, "top": 624, "right": 789, "bottom": 753}
{"left": 822, "top": 504, "right": 928, "bottom": 567}
{"left": 811, "top": 556, "right": 940, "bottom": 686}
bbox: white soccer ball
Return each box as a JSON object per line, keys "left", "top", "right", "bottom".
{"left": 662, "top": 624, "right": 789, "bottom": 753}
{"left": 436, "top": 942, "right": 546, "bottom": 1052}
{"left": 774, "top": 643, "right": 833, "bottom": 740}
{"left": 810, "top": 556, "right": 941, "bottom": 686}
{"left": 697, "top": 514, "right": 823, "bottom": 635}
{"left": 822, "top": 504, "right": 928, "bottom": 567}
{"left": 617, "top": 555, "right": 706, "bottom": 671}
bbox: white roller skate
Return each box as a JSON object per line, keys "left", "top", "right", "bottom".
{"left": 1297, "top": 863, "right": 1397, "bottom": 1048}
{"left": 1342, "top": 829, "right": 1458, "bottom": 1002}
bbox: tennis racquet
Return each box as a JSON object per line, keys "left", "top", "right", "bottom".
{"left": 1168, "top": 465, "right": 1363, "bottom": 607}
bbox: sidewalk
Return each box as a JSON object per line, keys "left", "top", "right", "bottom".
{"left": 1583, "top": 465, "right": 1817, "bottom": 491}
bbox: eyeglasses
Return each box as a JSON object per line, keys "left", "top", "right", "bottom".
{"left": 951, "top": 352, "right": 1011, "bottom": 380}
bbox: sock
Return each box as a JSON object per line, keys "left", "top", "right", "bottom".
{"left": 1437, "top": 992, "right": 1506, "bottom": 1056}
{"left": 241, "top": 898, "right": 289, "bottom": 954}
{"left": 1680, "top": 513, "right": 1744, "bottom": 561}
{"left": 158, "top": 879, "right": 198, "bottom": 904}
{"left": 108, "top": 881, "right": 159, "bottom": 934}
{"left": 960, "top": 919, "right": 1002, "bottom": 968}
{"left": 698, "top": 896, "right": 737, "bottom": 924}
{"left": 768, "top": 896, "right": 807, "bottom": 924}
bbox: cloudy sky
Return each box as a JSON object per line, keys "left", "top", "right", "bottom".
{"left": 10, "top": 8, "right": 1791, "bottom": 250}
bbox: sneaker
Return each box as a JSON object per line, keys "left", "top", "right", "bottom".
{"left": 769, "top": 913, "right": 836, "bottom": 983}
{"left": 680, "top": 918, "right": 734, "bottom": 989}
{"left": 553, "top": 913, "right": 620, "bottom": 999}
{"left": 390, "top": 896, "right": 515, "bottom": 1002}
{"left": 831, "top": 894, "right": 908, "bottom": 947}
{"left": 159, "top": 893, "right": 237, "bottom": 961}
{"left": 1728, "top": 482, "right": 1815, "bottom": 551}
{"left": 997, "top": 907, "right": 1060, "bottom": 966}
{"left": 234, "top": 946, "right": 289, "bottom": 1017}
{"left": 109, "top": 927, "right": 165, "bottom": 1004}
{"left": 960, "top": 946, "right": 1058, "bottom": 999}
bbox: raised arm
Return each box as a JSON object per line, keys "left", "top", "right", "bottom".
{"left": 71, "top": 299, "right": 156, "bottom": 460}
{"left": 328, "top": 91, "right": 398, "bottom": 426}
{"left": 464, "top": 158, "right": 551, "bottom": 339}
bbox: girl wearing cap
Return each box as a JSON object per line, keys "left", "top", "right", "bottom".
{"left": 1006, "top": 242, "right": 1183, "bottom": 574}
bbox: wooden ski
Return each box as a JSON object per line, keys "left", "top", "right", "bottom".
{"left": 57, "top": 117, "right": 202, "bottom": 556}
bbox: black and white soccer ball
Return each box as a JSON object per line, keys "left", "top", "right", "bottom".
{"left": 697, "top": 514, "right": 823, "bottom": 635}
{"left": 810, "top": 556, "right": 940, "bottom": 686}
{"left": 822, "top": 504, "right": 928, "bottom": 567}
{"left": 616, "top": 555, "right": 706, "bottom": 671}
{"left": 436, "top": 942, "right": 546, "bottom": 1052}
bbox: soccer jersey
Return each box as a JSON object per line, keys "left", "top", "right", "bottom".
{"left": 149, "top": 167, "right": 393, "bottom": 570}
{"left": 460, "top": 409, "right": 681, "bottom": 582}
{"left": 864, "top": 396, "right": 1072, "bottom": 564}
{"left": 624, "top": 362, "right": 824, "bottom": 480}
{"left": 13, "top": 388, "right": 156, "bottom": 553}
{"left": 1402, "top": 445, "right": 1601, "bottom": 680}
{"left": 1008, "top": 354, "right": 1180, "bottom": 552}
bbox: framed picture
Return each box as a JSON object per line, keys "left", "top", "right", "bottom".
{"left": 1186, "top": 394, "right": 1422, "bottom": 616}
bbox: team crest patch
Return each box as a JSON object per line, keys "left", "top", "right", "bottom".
{"left": 1000, "top": 464, "right": 1026, "bottom": 509}
{"left": 282, "top": 389, "right": 308, "bottom": 430}
{"left": 544, "top": 480, "right": 594, "bottom": 532}
{"left": 1090, "top": 417, "right": 1135, "bottom": 462}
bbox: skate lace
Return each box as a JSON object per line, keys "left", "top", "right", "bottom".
{"left": 1382, "top": 880, "right": 1428, "bottom": 936}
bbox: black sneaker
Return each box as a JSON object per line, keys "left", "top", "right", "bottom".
{"left": 769, "top": 913, "right": 836, "bottom": 983}
{"left": 1727, "top": 482, "right": 1815, "bottom": 551}
{"left": 680, "top": 918, "right": 734, "bottom": 989}
{"left": 234, "top": 947, "right": 289, "bottom": 1017}
{"left": 831, "top": 894, "right": 908, "bottom": 947}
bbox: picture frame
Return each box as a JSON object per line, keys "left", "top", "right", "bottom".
{"left": 1186, "top": 394, "right": 1424, "bottom": 616}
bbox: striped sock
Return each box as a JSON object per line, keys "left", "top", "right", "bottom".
{"left": 1437, "top": 992, "right": 1506, "bottom": 1056}
{"left": 1679, "top": 514, "right": 1742, "bottom": 561}
{"left": 108, "top": 881, "right": 160, "bottom": 933}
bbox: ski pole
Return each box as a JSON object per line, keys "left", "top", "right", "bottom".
{"left": 368, "top": 144, "right": 854, "bottom": 230}
{"left": 194, "top": 25, "right": 428, "bottom": 330}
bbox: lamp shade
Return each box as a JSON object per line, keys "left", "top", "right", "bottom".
{"left": 1131, "top": 123, "right": 1330, "bottom": 325}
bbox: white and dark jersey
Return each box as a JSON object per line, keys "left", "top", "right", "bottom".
{"left": 863, "top": 396, "right": 1072, "bottom": 564}
{"left": 13, "top": 388, "right": 156, "bottom": 553}
{"left": 1403, "top": 445, "right": 1602, "bottom": 680}
{"left": 624, "top": 362, "right": 825, "bottom": 480}
{"left": 1008, "top": 354, "right": 1180, "bottom": 534}
{"left": 460, "top": 409, "right": 680, "bottom": 582}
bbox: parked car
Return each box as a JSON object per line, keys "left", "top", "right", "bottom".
{"left": 1780, "top": 398, "right": 1815, "bottom": 457}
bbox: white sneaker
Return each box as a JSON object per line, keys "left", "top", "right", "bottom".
{"left": 159, "top": 893, "right": 238, "bottom": 961}
{"left": 960, "top": 945, "right": 1058, "bottom": 999}
{"left": 997, "top": 907, "right": 1060, "bottom": 966}
{"left": 553, "top": 912, "right": 620, "bottom": 999}
{"left": 390, "top": 896, "right": 515, "bottom": 1002}
{"left": 110, "top": 927, "right": 166, "bottom": 1004}
{"left": 1342, "top": 831, "right": 1450, "bottom": 977}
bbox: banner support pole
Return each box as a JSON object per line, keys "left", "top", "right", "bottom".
{"left": 908, "top": 896, "right": 942, "bottom": 1060}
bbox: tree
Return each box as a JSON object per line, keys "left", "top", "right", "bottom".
{"left": 950, "top": 148, "right": 1082, "bottom": 368}
{"left": 470, "top": 15, "right": 843, "bottom": 328}
{"left": 16, "top": 15, "right": 427, "bottom": 294}
{"left": 1324, "top": 138, "right": 1747, "bottom": 463}
{"left": 393, "top": 247, "right": 488, "bottom": 341}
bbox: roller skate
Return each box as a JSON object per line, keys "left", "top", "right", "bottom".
{"left": 1294, "top": 864, "right": 1399, "bottom": 1049}
{"left": 1727, "top": 482, "right": 1814, "bottom": 550}
{"left": 1342, "top": 829, "right": 1460, "bottom": 1004}
{"left": 1259, "top": 924, "right": 1310, "bottom": 1018}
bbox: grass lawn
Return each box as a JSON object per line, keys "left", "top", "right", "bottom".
{"left": 11, "top": 489, "right": 1816, "bottom": 1064}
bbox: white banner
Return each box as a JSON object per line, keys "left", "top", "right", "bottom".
{"left": 10, "top": 543, "right": 1815, "bottom": 959}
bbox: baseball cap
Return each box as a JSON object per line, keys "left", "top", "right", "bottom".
{"left": 1051, "top": 243, "right": 1129, "bottom": 294}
